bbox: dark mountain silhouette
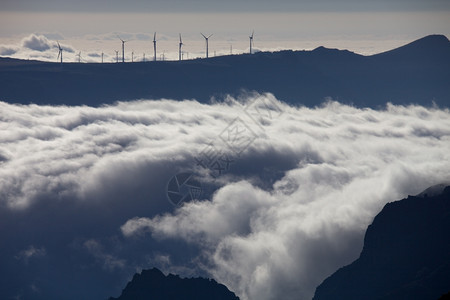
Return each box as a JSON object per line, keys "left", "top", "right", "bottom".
{"left": 313, "top": 185, "right": 450, "bottom": 300}
{"left": 439, "top": 291, "right": 450, "bottom": 300}
{"left": 108, "top": 268, "right": 239, "bottom": 300}
{"left": 373, "top": 34, "right": 450, "bottom": 61}
{"left": 0, "top": 34, "right": 449, "bottom": 108}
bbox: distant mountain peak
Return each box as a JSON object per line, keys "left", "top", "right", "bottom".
{"left": 416, "top": 183, "right": 450, "bottom": 198}
{"left": 312, "top": 45, "right": 355, "bottom": 54}
{"left": 414, "top": 34, "right": 449, "bottom": 44}
{"left": 109, "top": 267, "right": 239, "bottom": 300}
{"left": 401, "top": 34, "right": 450, "bottom": 51}
{"left": 373, "top": 34, "right": 450, "bottom": 58}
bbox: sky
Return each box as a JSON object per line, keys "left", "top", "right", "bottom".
{"left": 1, "top": 95, "right": 450, "bottom": 299}
{"left": 1, "top": 0, "right": 449, "bottom": 61}
{"left": 2, "top": 0, "right": 449, "bottom": 13}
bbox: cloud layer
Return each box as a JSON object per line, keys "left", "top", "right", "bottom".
{"left": 0, "top": 34, "right": 83, "bottom": 62}
{"left": 0, "top": 95, "right": 449, "bottom": 299}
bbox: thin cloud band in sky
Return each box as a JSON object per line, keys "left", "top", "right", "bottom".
{"left": 2, "top": 0, "right": 450, "bottom": 13}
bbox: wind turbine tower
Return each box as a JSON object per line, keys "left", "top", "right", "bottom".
{"left": 153, "top": 32, "right": 157, "bottom": 62}
{"left": 201, "top": 33, "right": 213, "bottom": 58}
{"left": 56, "top": 41, "right": 63, "bottom": 63}
{"left": 179, "top": 33, "right": 184, "bottom": 61}
{"left": 76, "top": 51, "right": 81, "bottom": 63}
{"left": 118, "top": 36, "right": 128, "bottom": 63}
{"left": 249, "top": 30, "right": 254, "bottom": 54}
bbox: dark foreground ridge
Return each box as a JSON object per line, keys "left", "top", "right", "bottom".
{"left": 1, "top": 34, "right": 449, "bottom": 108}
{"left": 108, "top": 268, "right": 240, "bottom": 300}
{"left": 313, "top": 184, "right": 450, "bottom": 300}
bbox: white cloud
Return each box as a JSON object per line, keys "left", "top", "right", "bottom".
{"left": 119, "top": 97, "right": 450, "bottom": 300}
{"left": 22, "top": 34, "right": 53, "bottom": 51}
{"left": 0, "top": 95, "right": 449, "bottom": 299}
{"left": 83, "top": 239, "right": 126, "bottom": 271}
{"left": 15, "top": 245, "right": 46, "bottom": 264}
{"left": 38, "top": 32, "right": 66, "bottom": 41}
{"left": 0, "top": 34, "right": 76, "bottom": 61}
{"left": 88, "top": 52, "right": 101, "bottom": 58}
{"left": 0, "top": 45, "right": 18, "bottom": 56}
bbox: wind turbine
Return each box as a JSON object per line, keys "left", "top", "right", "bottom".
{"left": 101, "top": 52, "right": 104, "bottom": 63}
{"left": 115, "top": 50, "right": 119, "bottom": 63}
{"left": 153, "top": 32, "right": 157, "bottom": 62}
{"left": 56, "top": 41, "right": 63, "bottom": 63}
{"left": 132, "top": 50, "right": 134, "bottom": 62}
{"left": 201, "top": 33, "right": 213, "bottom": 58}
{"left": 76, "top": 51, "right": 82, "bottom": 63}
{"left": 179, "top": 33, "right": 184, "bottom": 61}
{"left": 117, "top": 35, "right": 128, "bottom": 63}
{"left": 249, "top": 30, "right": 254, "bottom": 54}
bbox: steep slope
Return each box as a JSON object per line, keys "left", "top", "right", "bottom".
{"left": 313, "top": 185, "right": 450, "bottom": 300}
{"left": 0, "top": 35, "right": 449, "bottom": 108}
{"left": 363, "top": 35, "right": 450, "bottom": 105}
{"left": 109, "top": 268, "right": 240, "bottom": 300}
{"left": 373, "top": 34, "right": 450, "bottom": 61}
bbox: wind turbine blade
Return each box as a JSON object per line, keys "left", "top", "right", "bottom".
{"left": 252, "top": 30, "right": 254, "bottom": 38}
{"left": 201, "top": 33, "right": 206, "bottom": 39}
{"left": 208, "top": 34, "right": 213, "bottom": 38}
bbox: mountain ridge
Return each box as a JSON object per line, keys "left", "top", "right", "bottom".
{"left": 313, "top": 185, "right": 450, "bottom": 300}
{"left": 0, "top": 34, "right": 449, "bottom": 108}
{"left": 372, "top": 34, "right": 450, "bottom": 59}
{"left": 108, "top": 267, "right": 240, "bottom": 300}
